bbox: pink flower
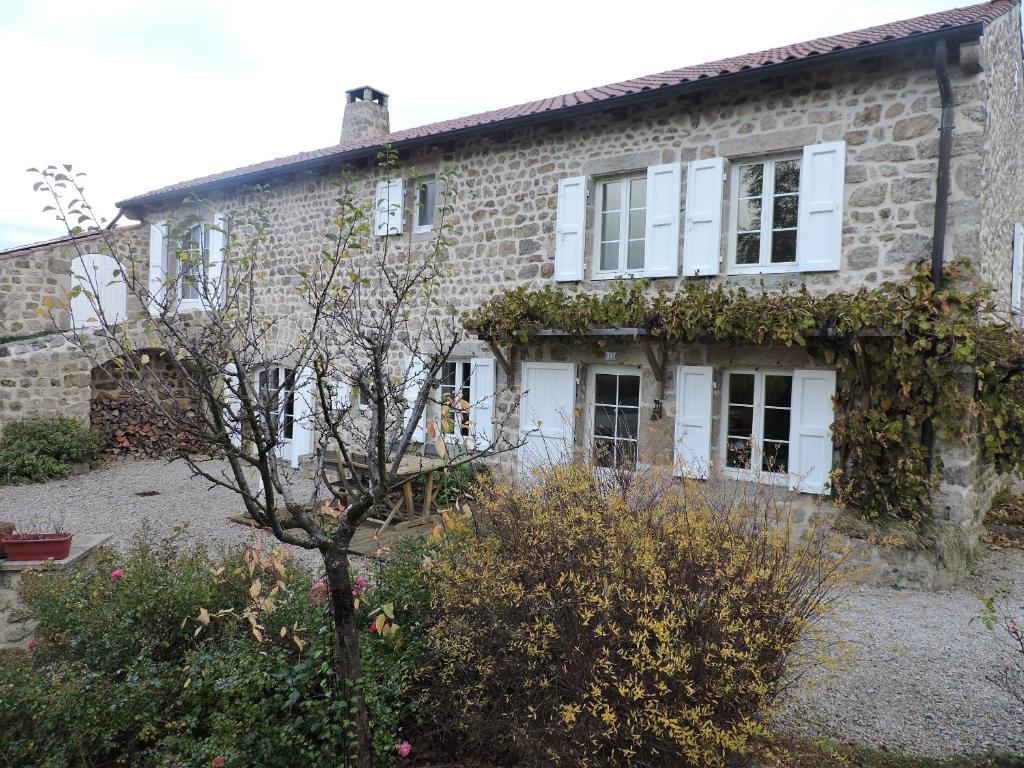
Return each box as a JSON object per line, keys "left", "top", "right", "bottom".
{"left": 212, "top": 758, "right": 226, "bottom": 767}
{"left": 368, "top": 621, "right": 378, "bottom": 633}
{"left": 355, "top": 577, "right": 369, "bottom": 589}
{"left": 397, "top": 740, "right": 412, "bottom": 758}
{"left": 109, "top": 568, "right": 125, "bottom": 582}
{"left": 310, "top": 579, "right": 330, "bottom": 606}
{"left": 351, "top": 587, "right": 362, "bottom": 597}
{"left": 26, "top": 639, "right": 37, "bottom": 650}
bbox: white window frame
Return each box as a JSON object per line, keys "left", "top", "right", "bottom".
{"left": 719, "top": 367, "right": 794, "bottom": 486}
{"left": 413, "top": 176, "right": 437, "bottom": 234}
{"left": 727, "top": 154, "right": 801, "bottom": 275}
{"left": 175, "top": 223, "right": 208, "bottom": 310}
{"left": 592, "top": 174, "right": 647, "bottom": 279}
{"left": 254, "top": 365, "right": 296, "bottom": 453}
{"left": 434, "top": 359, "right": 473, "bottom": 445}
{"left": 586, "top": 364, "right": 643, "bottom": 469}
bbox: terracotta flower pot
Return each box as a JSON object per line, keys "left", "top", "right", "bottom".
{"left": 0, "top": 533, "right": 73, "bottom": 562}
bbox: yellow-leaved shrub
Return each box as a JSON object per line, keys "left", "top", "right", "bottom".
{"left": 417, "top": 463, "right": 844, "bottom": 767}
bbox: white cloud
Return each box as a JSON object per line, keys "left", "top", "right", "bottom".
{"left": 0, "top": 0, "right": 963, "bottom": 248}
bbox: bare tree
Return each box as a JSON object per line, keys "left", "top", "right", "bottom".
{"left": 29, "top": 153, "right": 522, "bottom": 767}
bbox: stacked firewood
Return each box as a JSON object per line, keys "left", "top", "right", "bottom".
{"left": 90, "top": 396, "right": 206, "bottom": 458}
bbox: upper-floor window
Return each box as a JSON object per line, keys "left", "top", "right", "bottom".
{"left": 594, "top": 175, "right": 647, "bottom": 277}
{"left": 415, "top": 177, "right": 437, "bottom": 233}
{"left": 730, "top": 156, "right": 801, "bottom": 271}
{"left": 178, "top": 224, "right": 208, "bottom": 303}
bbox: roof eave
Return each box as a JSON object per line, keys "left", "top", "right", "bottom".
{"left": 117, "top": 21, "right": 985, "bottom": 212}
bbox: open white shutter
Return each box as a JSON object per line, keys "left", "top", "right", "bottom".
{"left": 788, "top": 369, "right": 836, "bottom": 495}
{"left": 554, "top": 176, "right": 587, "bottom": 281}
{"left": 375, "top": 179, "right": 404, "bottom": 236}
{"left": 673, "top": 365, "right": 714, "bottom": 479}
{"left": 403, "top": 355, "right": 427, "bottom": 442}
{"left": 331, "top": 379, "right": 352, "bottom": 412}
{"left": 147, "top": 221, "right": 167, "bottom": 316}
{"left": 290, "top": 367, "right": 316, "bottom": 468}
{"left": 682, "top": 158, "right": 724, "bottom": 276}
{"left": 1011, "top": 223, "right": 1023, "bottom": 316}
{"left": 796, "top": 141, "right": 845, "bottom": 272}
{"left": 207, "top": 214, "right": 227, "bottom": 307}
{"left": 469, "top": 357, "right": 496, "bottom": 451}
{"left": 644, "top": 163, "right": 682, "bottom": 278}
{"left": 224, "top": 364, "right": 242, "bottom": 449}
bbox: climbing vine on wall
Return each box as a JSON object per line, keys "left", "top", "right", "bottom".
{"left": 462, "top": 265, "right": 1024, "bottom": 526}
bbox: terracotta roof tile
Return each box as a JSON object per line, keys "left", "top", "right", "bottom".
{"left": 118, "top": 0, "right": 1015, "bottom": 207}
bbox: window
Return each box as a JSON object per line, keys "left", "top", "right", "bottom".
{"left": 437, "top": 360, "right": 471, "bottom": 441}
{"left": 415, "top": 177, "right": 437, "bottom": 232}
{"left": 257, "top": 366, "right": 295, "bottom": 442}
{"left": 595, "top": 175, "right": 646, "bottom": 276}
{"left": 730, "top": 156, "right": 801, "bottom": 270}
{"left": 177, "top": 224, "right": 208, "bottom": 303}
{"left": 723, "top": 370, "right": 793, "bottom": 477}
{"left": 591, "top": 368, "right": 641, "bottom": 468}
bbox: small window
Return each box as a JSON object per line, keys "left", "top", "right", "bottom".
{"left": 723, "top": 370, "right": 792, "bottom": 476}
{"left": 257, "top": 366, "right": 295, "bottom": 441}
{"left": 437, "top": 360, "right": 471, "bottom": 441}
{"left": 591, "top": 369, "right": 641, "bottom": 468}
{"left": 730, "top": 157, "right": 801, "bottom": 270}
{"left": 595, "top": 175, "right": 646, "bottom": 276}
{"left": 177, "top": 224, "right": 208, "bottom": 302}
{"left": 415, "top": 177, "right": 437, "bottom": 232}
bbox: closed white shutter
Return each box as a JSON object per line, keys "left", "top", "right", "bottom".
{"left": 554, "top": 176, "right": 587, "bottom": 281}
{"left": 673, "top": 365, "right": 714, "bottom": 479}
{"left": 469, "top": 357, "right": 496, "bottom": 451}
{"left": 148, "top": 222, "right": 167, "bottom": 315}
{"left": 682, "top": 158, "right": 725, "bottom": 277}
{"left": 290, "top": 366, "right": 316, "bottom": 468}
{"left": 1011, "top": 223, "right": 1023, "bottom": 316}
{"left": 224, "top": 364, "right": 242, "bottom": 449}
{"left": 788, "top": 368, "right": 837, "bottom": 495}
{"left": 331, "top": 379, "right": 351, "bottom": 412}
{"left": 70, "top": 253, "right": 126, "bottom": 329}
{"left": 796, "top": 141, "right": 846, "bottom": 272}
{"left": 518, "top": 362, "right": 576, "bottom": 471}
{"left": 375, "top": 179, "right": 404, "bottom": 236}
{"left": 644, "top": 163, "right": 682, "bottom": 278}
{"left": 207, "top": 214, "right": 227, "bottom": 306}
{"left": 403, "top": 355, "right": 427, "bottom": 443}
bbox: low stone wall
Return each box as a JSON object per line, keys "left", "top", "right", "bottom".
{"left": 0, "top": 333, "right": 91, "bottom": 432}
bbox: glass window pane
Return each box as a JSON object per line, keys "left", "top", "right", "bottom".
{"left": 737, "top": 198, "right": 762, "bottom": 232}
{"left": 601, "top": 211, "right": 620, "bottom": 243}
{"left": 595, "top": 374, "right": 617, "bottom": 404}
{"left": 629, "top": 177, "right": 646, "bottom": 209}
{"left": 728, "top": 373, "right": 755, "bottom": 405}
{"left": 627, "top": 240, "right": 645, "bottom": 271}
{"left": 770, "top": 230, "right": 797, "bottom": 264}
{"left": 726, "top": 437, "right": 752, "bottom": 469}
{"left": 418, "top": 181, "right": 436, "bottom": 227}
{"left": 602, "top": 181, "right": 622, "bottom": 212}
{"left": 618, "top": 375, "right": 640, "bottom": 407}
{"left": 594, "top": 438, "right": 616, "bottom": 467}
{"left": 736, "top": 233, "right": 760, "bottom": 265}
{"left": 739, "top": 164, "right": 763, "bottom": 198}
{"left": 628, "top": 208, "right": 646, "bottom": 240}
{"left": 764, "top": 375, "right": 792, "bottom": 408}
{"left": 763, "top": 408, "right": 791, "bottom": 441}
{"left": 616, "top": 440, "right": 638, "bottom": 468}
{"left": 617, "top": 410, "right": 640, "bottom": 441}
{"left": 440, "top": 362, "right": 456, "bottom": 387}
{"left": 600, "top": 242, "right": 619, "bottom": 272}
{"left": 727, "top": 404, "right": 754, "bottom": 437}
{"left": 773, "top": 195, "right": 798, "bottom": 230}
{"left": 774, "top": 160, "right": 801, "bottom": 194}
{"left": 762, "top": 441, "right": 789, "bottom": 473}
{"left": 594, "top": 405, "right": 616, "bottom": 437}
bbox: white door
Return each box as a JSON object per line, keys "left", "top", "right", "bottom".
{"left": 518, "top": 362, "right": 577, "bottom": 471}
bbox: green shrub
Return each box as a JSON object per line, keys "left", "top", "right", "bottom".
{"left": 0, "top": 417, "right": 100, "bottom": 485}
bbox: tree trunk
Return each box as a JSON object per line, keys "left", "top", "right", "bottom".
{"left": 323, "top": 545, "right": 373, "bottom": 768}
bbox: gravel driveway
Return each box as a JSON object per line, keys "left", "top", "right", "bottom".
{"left": 1, "top": 458, "right": 1022, "bottom": 756}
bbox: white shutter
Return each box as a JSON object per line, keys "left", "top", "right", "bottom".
{"left": 290, "top": 367, "right": 316, "bottom": 468}
{"left": 644, "top": 163, "right": 682, "bottom": 278}
{"left": 518, "top": 362, "right": 576, "bottom": 471}
{"left": 673, "top": 365, "right": 714, "bottom": 479}
{"left": 788, "top": 369, "right": 837, "bottom": 495}
{"left": 554, "top": 176, "right": 587, "bottom": 281}
{"left": 375, "top": 178, "right": 404, "bottom": 236}
{"left": 796, "top": 141, "right": 845, "bottom": 272}
{"left": 1011, "top": 223, "right": 1023, "bottom": 316}
{"left": 682, "top": 158, "right": 724, "bottom": 277}
{"left": 207, "top": 214, "right": 227, "bottom": 306}
{"left": 403, "top": 355, "right": 427, "bottom": 443}
{"left": 147, "top": 221, "right": 167, "bottom": 315}
{"left": 224, "top": 364, "right": 242, "bottom": 449}
{"left": 469, "top": 357, "right": 496, "bottom": 451}
{"left": 331, "top": 379, "right": 352, "bottom": 411}
{"left": 70, "top": 253, "right": 126, "bottom": 329}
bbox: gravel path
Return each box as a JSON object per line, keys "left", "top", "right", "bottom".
{"left": 2, "top": 458, "right": 1022, "bottom": 756}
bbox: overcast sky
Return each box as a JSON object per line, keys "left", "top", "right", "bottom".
{"left": 0, "top": 0, "right": 983, "bottom": 249}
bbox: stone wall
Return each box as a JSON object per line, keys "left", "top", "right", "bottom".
{"left": 0, "top": 334, "right": 91, "bottom": 432}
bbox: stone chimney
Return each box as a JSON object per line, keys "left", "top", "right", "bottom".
{"left": 341, "top": 86, "right": 390, "bottom": 144}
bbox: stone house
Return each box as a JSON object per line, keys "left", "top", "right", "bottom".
{"left": 4, "top": 1, "right": 1024, "bottom": 570}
